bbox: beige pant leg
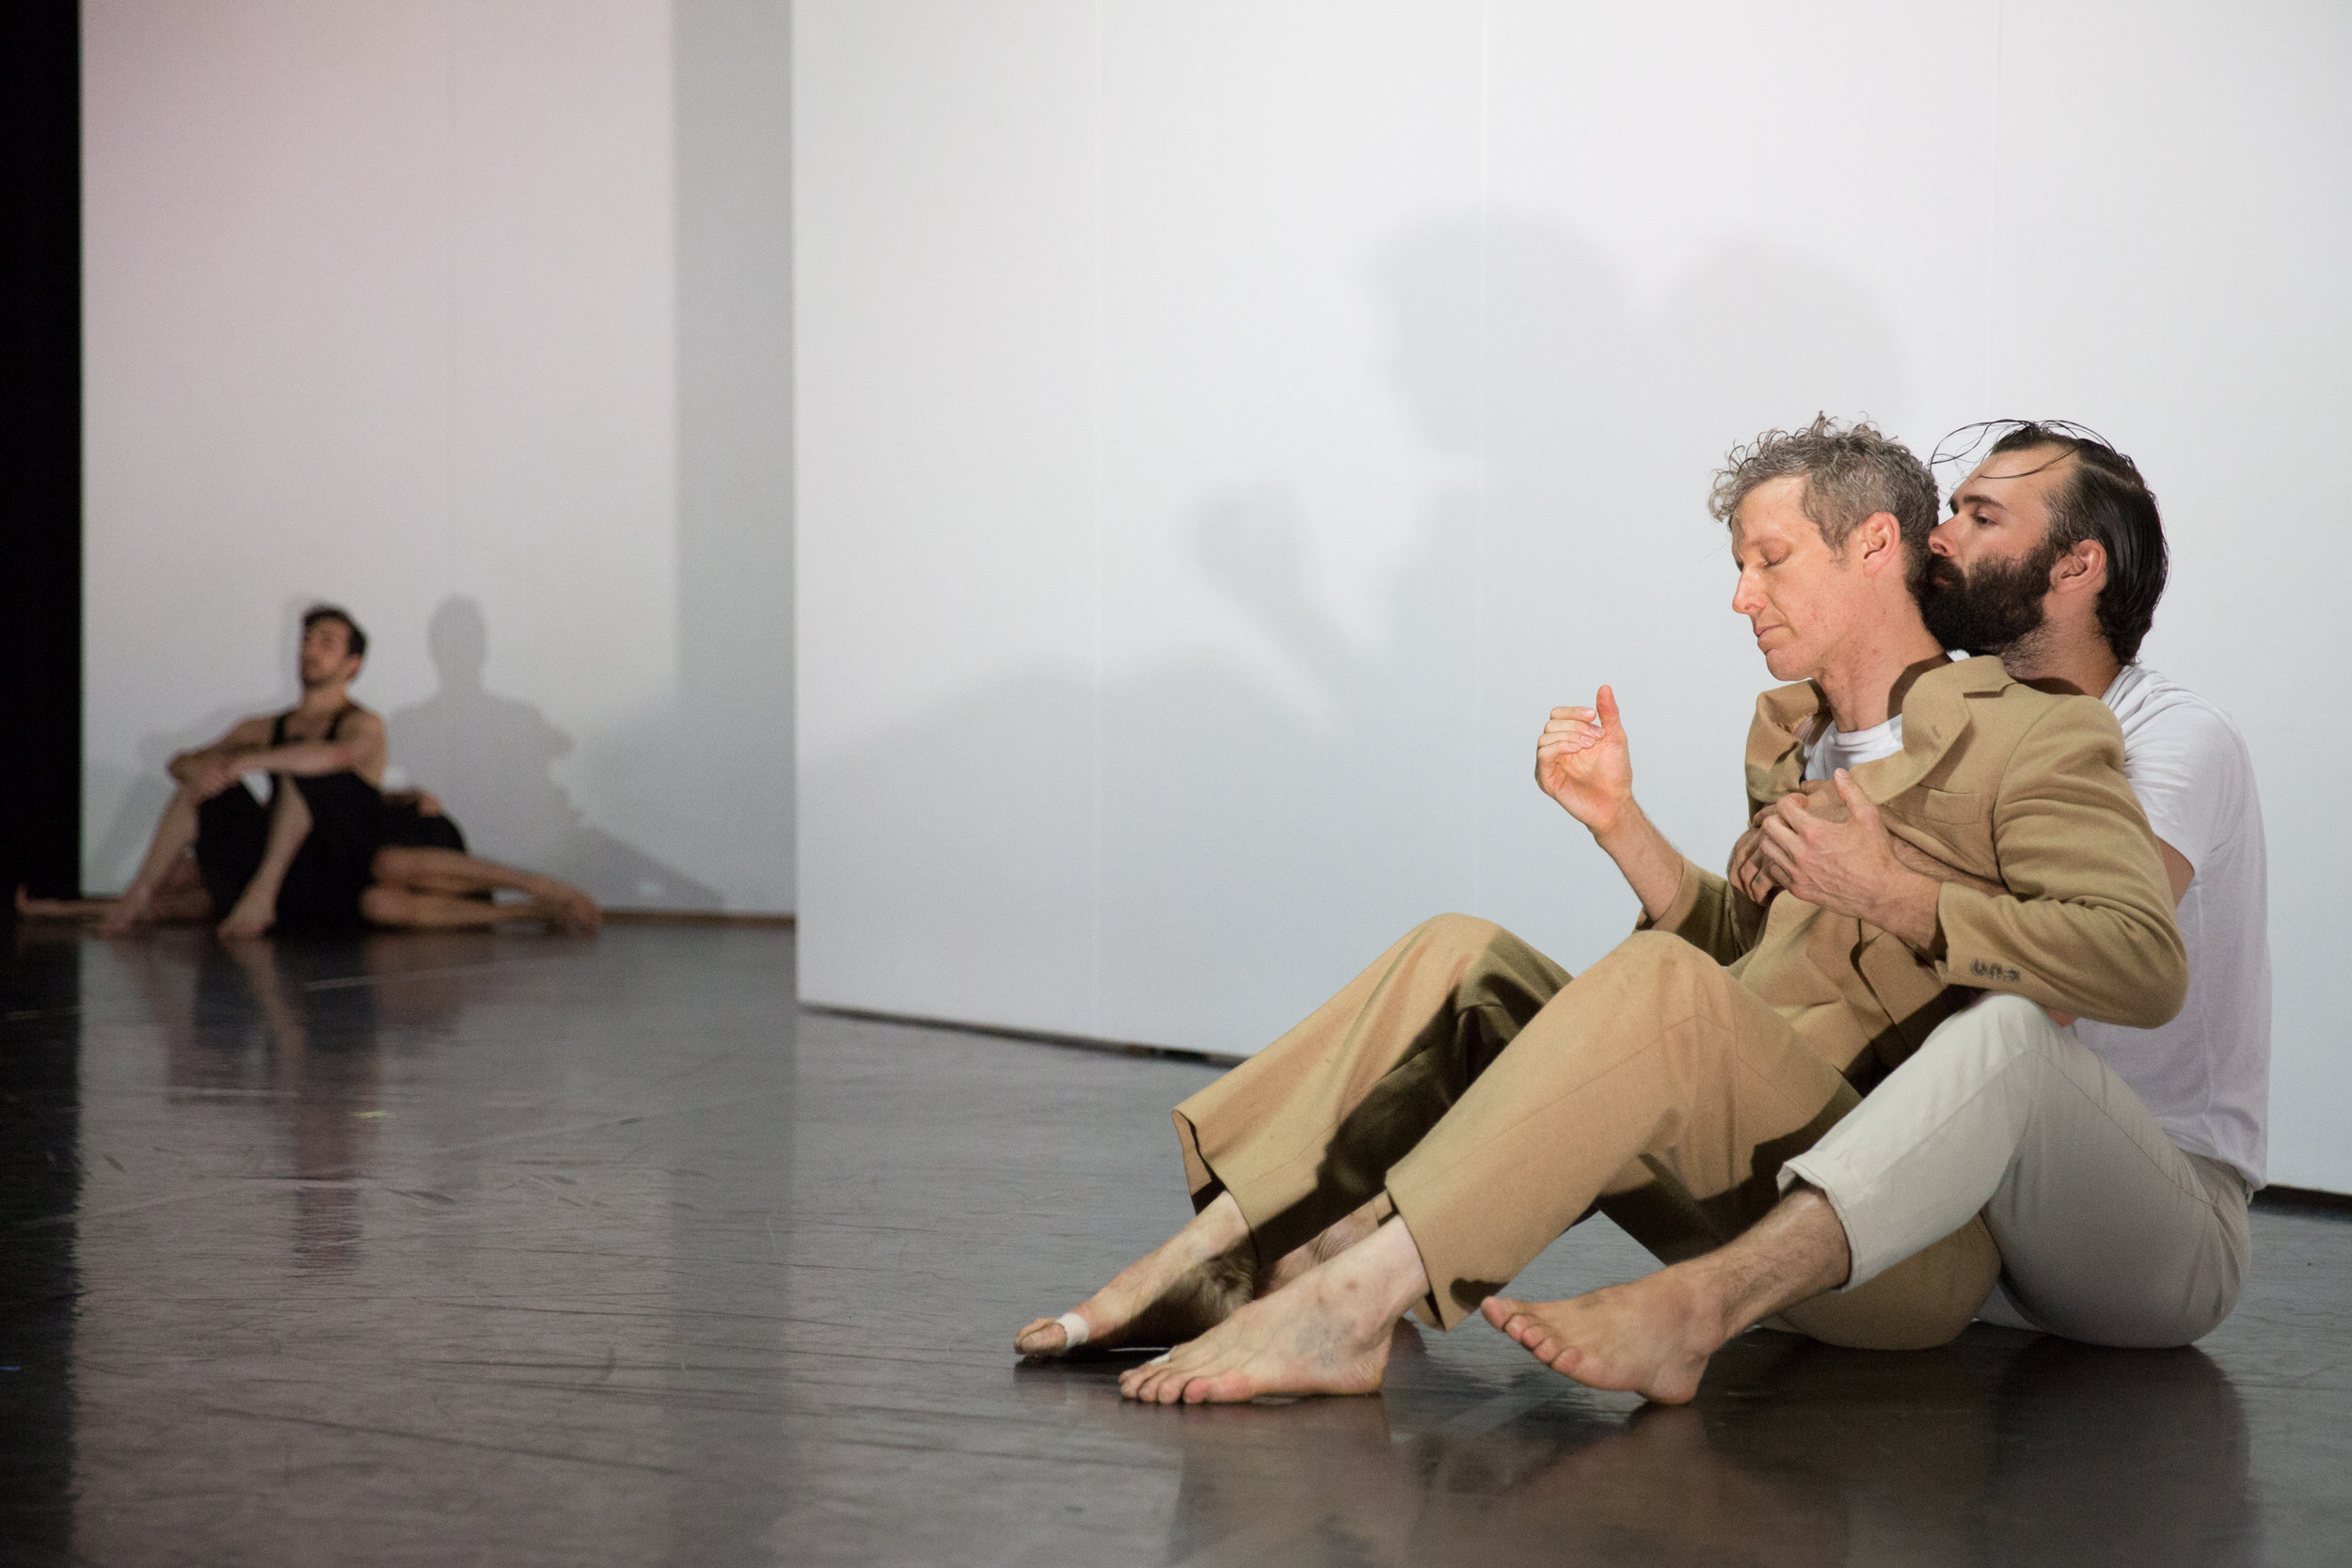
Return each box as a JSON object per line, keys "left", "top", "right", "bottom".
{"left": 1782, "top": 993, "right": 2249, "bottom": 1347}
{"left": 1172, "top": 913, "right": 1571, "bottom": 1268}
{"left": 1378, "top": 931, "right": 1996, "bottom": 1334}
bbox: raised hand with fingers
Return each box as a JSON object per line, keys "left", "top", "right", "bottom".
{"left": 1535, "top": 686, "right": 1633, "bottom": 837}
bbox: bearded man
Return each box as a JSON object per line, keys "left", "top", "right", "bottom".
{"left": 1486, "top": 423, "right": 2268, "bottom": 1400}
{"left": 1016, "top": 418, "right": 2188, "bottom": 1404}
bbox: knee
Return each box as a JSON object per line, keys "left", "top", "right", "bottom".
{"left": 1416, "top": 912, "right": 1505, "bottom": 956}
{"left": 1946, "top": 992, "right": 2071, "bottom": 1073}
{"left": 359, "top": 886, "right": 411, "bottom": 927}
{"left": 1415, "top": 912, "right": 1564, "bottom": 1002}
{"left": 1610, "top": 929, "right": 1717, "bottom": 988}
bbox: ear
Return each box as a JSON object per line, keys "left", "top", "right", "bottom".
{"left": 2048, "top": 537, "right": 2108, "bottom": 598}
{"left": 1853, "top": 511, "right": 1905, "bottom": 578}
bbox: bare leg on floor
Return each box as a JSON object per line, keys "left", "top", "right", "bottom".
{"left": 362, "top": 847, "right": 601, "bottom": 933}
{"left": 217, "top": 785, "right": 312, "bottom": 940}
{"left": 23, "top": 855, "right": 214, "bottom": 926}
{"left": 1481, "top": 1187, "right": 1852, "bottom": 1405}
{"left": 1015, "top": 1190, "right": 1261, "bottom": 1358}
{"left": 97, "top": 785, "right": 213, "bottom": 935}
{"left": 1257, "top": 1196, "right": 1383, "bottom": 1297}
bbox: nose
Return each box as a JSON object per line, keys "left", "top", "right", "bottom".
{"left": 1730, "top": 568, "right": 1763, "bottom": 617}
{"left": 1928, "top": 517, "right": 1959, "bottom": 559}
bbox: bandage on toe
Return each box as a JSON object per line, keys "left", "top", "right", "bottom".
{"left": 1054, "top": 1311, "right": 1090, "bottom": 1350}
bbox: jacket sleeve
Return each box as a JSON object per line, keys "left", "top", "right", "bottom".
{"left": 1636, "top": 854, "right": 1765, "bottom": 966}
{"left": 1931, "top": 698, "right": 2187, "bottom": 1028}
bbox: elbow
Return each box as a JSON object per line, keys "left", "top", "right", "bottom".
{"left": 2108, "top": 977, "right": 2185, "bottom": 1031}
{"left": 2108, "top": 927, "right": 2189, "bottom": 1030}
{"left": 2052, "top": 904, "right": 2186, "bottom": 1030}
{"left": 2144, "top": 954, "right": 2190, "bottom": 1030}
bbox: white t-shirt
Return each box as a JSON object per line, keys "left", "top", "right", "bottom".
{"left": 2074, "top": 665, "right": 2271, "bottom": 1187}
{"left": 1802, "top": 714, "right": 1906, "bottom": 780}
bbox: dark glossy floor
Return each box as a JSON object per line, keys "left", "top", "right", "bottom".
{"left": 3, "top": 924, "right": 2348, "bottom": 1566}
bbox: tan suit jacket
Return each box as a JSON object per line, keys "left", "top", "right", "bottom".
{"left": 1645, "top": 655, "right": 2186, "bottom": 1085}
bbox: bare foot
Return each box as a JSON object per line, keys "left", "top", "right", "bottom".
{"left": 1481, "top": 1268, "right": 1724, "bottom": 1405}
{"left": 1118, "top": 1215, "right": 1423, "bottom": 1404}
{"left": 95, "top": 887, "right": 153, "bottom": 937}
{"left": 1016, "top": 1191, "right": 1256, "bottom": 1358}
{"left": 215, "top": 899, "right": 276, "bottom": 941}
{"left": 554, "top": 889, "right": 602, "bottom": 934}
{"left": 16, "top": 886, "right": 86, "bottom": 921}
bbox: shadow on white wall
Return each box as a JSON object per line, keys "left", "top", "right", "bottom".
{"left": 804, "top": 212, "right": 1908, "bottom": 1051}
{"left": 389, "top": 595, "right": 720, "bottom": 909}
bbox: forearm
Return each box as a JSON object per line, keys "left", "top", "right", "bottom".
{"left": 234, "top": 741, "right": 358, "bottom": 777}
{"left": 1592, "top": 800, "right": 1685, "bottom": 924}
{"left": 168, "top": 746, "right": 239, "bottom": 784}
{"left": 1935, "top": 885, "right": 2186, "bottom": 1027}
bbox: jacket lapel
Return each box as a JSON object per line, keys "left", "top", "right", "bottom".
{"left": 1851, "top": 656, "right": 2010, "bottom": 803}
{"left": 1745, "top": 680, "right": 1824, "bottom": 809}
{"left": 1742, "top": 657, "right": 2010, "bottom": 809}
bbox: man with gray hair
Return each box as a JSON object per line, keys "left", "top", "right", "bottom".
{"left": 1017, "top": 416, "right": 2188, "bottom": 1404}
{"left": 1485, "top": 421, "right": 2265, "bottom": 1397}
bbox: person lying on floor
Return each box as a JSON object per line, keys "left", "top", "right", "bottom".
{"left": 34, "top": 604, "right": 599, "bottom": 939}
{"left": 22, "top": 812, "right": 600, "bottom": 936}
{"left": 1014, "top": 416, "right": 2185, "bottom": 1404}
{"left": 1483, "top": 422, "right": 2267, "bottom": 1397}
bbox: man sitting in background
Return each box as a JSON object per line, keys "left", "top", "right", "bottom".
{"left": 25, "top": 605, "right": 599, "bottom": 937}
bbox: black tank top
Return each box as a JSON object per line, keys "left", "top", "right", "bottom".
{"left": 270, "top": 705, "right": 358, "bottom": 749}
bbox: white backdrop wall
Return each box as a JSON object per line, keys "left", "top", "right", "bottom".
{"left": 82, "top": 0, "right": 796, "bottom": 912}
{"left": 797, "top": 1, "right": 2352, "bottom": 1190}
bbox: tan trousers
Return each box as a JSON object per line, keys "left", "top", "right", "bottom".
{"left": 1783, "top": 993, "right": 2250, "bottom": 1347}
{"left": 1174, "top": 914, "right": 1998, "bottom": 1339}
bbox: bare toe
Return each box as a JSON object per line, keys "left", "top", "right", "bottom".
{"left": 1015, "top": 1312, "right": 1089, "bottom": 1357}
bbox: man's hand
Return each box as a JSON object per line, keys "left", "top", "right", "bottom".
{"left": 178, "top": 752, "right": 246, "bottom": 801}
{"left": 1755, "top": 770, "right": 1942, "bottom": 948}
{"left": 1535, "top": 686, "right": 1633, "bottom": 838}
{"left": 1728, "top": 817, "right": 1775, "bottom": 907}
{"left": 1731, "top": 780, "right": 1838, "bottom": 906}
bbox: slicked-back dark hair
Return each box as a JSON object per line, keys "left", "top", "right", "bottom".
{"left": 301, "top": 604, "right": 368, "bottom": 661}
{"left": 1982, "top": 422, "right": 2168, "bottom": 663}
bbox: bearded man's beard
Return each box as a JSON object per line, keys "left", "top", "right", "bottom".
{"left": 1920, "top": 545, "right": 2058, "bottom": 657}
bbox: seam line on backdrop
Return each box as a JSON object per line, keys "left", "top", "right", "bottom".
{"left": 440, "top": 7, "right": 458, "bottom": 733}
{"left": 1473, "top": 0, "right": 1493, "bottom": 915}
{"left": 1089, "top": 0, "right": 1106, "bottom": 1039}
{"left": 1983, "top": 0, "right": 2004, "bottom": 406}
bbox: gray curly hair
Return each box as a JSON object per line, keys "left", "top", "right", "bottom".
{"left": 1709, "top": 415, "right": 1938, "bottom": 591}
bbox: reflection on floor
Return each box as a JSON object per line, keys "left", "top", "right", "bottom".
{"left": 1, "top": 924, "right": 2347, "bottom": 1566}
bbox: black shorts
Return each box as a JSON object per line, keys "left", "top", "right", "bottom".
{"left": 192, "top": 773, "right": 384, "bottom": 932}
{"left": 193, "top": 784, "right": 269, "bottom": 914}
